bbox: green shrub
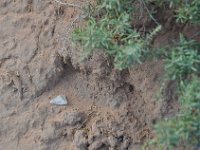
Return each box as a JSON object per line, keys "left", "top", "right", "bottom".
{"left": 72, "top": 14, "right": 145, "bottom": 69}
{"left": 72, "top": 0, "right": 161, "bottom": 70}
{"left": 150, "top": 35, "right": 200, "bottom": 150}
{"left": 152, "top": 77, "right": 200, "bottom": 149}
{"left": 165, "top": 36, "right": 200, "bottom": 81}
{"left": 147, "top": 0, "right": 200, "bottom": 23}
{"left": 176, "top": 0, "right": 200, "bottom": 23}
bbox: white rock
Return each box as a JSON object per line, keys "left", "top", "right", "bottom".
{"left": 50, "top": 95, "right": 68, "bottom": 106}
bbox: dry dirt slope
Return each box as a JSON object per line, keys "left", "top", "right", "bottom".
{"left": 0, "top": 0, "right": 176, "bottom": 150}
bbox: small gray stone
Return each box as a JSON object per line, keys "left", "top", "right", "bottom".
{"left": 109, "top": 99, "right": 120, "bottom": 108}
{"left": 50, "top": 95, "right": 68, "bottom": 106}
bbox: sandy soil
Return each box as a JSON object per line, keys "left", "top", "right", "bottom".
{"left": 0, "top": 0, "right": 179, "bottom": 150}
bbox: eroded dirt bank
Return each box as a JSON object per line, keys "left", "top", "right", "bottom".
{"left": 0, "top": 1, "right": 175, "bottom": 149}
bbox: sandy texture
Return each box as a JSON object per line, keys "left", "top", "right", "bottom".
{"left": 0, "top": 0, "right": 178, "bottom": 150}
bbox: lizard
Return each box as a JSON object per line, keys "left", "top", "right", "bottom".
{"left": 12, "top": 71, "right": 23, "bottom": 101}
{"left": 5, "top": 70, "right": 23, "bottom": 101}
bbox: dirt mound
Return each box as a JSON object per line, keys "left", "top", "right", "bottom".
{"left": 0, "top": 0, "right": 172, "bottom": 149}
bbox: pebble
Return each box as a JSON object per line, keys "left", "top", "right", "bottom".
{"left": 50, "top": 95, "right": 68, "bottom": 106}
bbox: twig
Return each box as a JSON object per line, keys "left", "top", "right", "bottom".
{"left": 64, "top": 13, "right": 87, "bottom": 37}
{"left": 191, "top": 31, "right": 200, "bottom": 39}
{"left": 53, "top": 0, "right": 82, "bottom": 8}
{"left": 70, "top": 14, "right": 87, "bottom": 28}
{"left": 140, "top": 0, "right": 160, "bottom": 26}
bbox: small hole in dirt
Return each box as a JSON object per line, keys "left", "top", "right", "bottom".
{"left": 44, "top": 19, "right": 49, "bottom": 25}
{"left": 152, "top": 119, "right": 156, "bottom": 124}
{"left": 129, "top": 84, "right": 134, "bottom": 92}
{"left": 118, "top": 135, "right": 124, "bottom": 142}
